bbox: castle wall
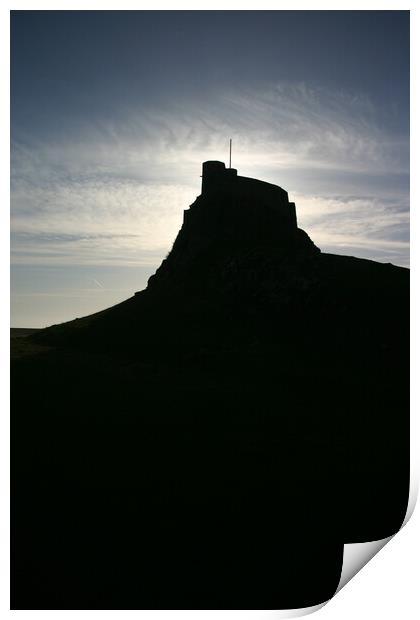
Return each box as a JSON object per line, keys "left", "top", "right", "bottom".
{"left": 168, "top": 161, "right": 301, "bottom": 266}
{"left": 200, "top": 161, "right": 296, "bottom": 233}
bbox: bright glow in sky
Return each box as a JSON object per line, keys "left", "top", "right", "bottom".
{"left": 11, "top": 10, "right": 409, "bottom": 327}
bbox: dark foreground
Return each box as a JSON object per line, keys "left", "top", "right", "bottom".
{"left": 11, "top": 251, "right": 409, "bottom": 609}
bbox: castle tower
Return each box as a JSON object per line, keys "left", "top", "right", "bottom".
{"left": 201, "top": 161, "right": 237, "bottom": 195}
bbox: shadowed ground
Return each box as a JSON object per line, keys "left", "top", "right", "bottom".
{"left": 11, "top": 175, "right": 409, "bottom": 609}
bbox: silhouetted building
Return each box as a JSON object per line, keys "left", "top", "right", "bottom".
{"left": 182, "top": 160, "right": 299, "bottom": 249}
{"left": 198, "top": 160, "right": 297, "bottom": 232}
{"left": 182, "top": 160, "right": 298, "bottom": 245}
{"left": 144, "top": 160, "right": 309, "bottom": 291}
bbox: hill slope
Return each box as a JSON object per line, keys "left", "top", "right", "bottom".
{"left": 11, "top": 166, "right": 409, "bottom": 609}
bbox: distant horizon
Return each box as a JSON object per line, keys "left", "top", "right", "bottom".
{"left": 11, "top": 10, "right": 409, "bottom": 327}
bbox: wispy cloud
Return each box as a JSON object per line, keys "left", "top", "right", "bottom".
{"left": 11, "top": 82, "right": 409, "bottom": 269}
{"left": 295, "top": 193, "right": 409, "bottom": 266}
{"left": 11, "top": 180, "right": 196, "bottom": 265}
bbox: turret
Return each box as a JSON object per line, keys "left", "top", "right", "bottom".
{"left": 201, "top": 161, "right": 237, "bottom": 195}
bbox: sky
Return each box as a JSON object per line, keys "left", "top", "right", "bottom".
{"left": 10, "top": 10, "right": 410, "bottom": 327}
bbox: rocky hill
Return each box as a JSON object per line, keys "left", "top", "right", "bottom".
{"left": 11, "top": 162, "right": 409, "bottom": 609}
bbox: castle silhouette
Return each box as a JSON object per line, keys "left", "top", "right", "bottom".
{"left": 200, "top": 160, "right": 297, "bottom": 230}
{"left": 146, "top": 160, "right": 312, "bottom": 292}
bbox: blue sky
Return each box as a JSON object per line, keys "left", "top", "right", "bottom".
{"left": 11, "top": 10, "right": 409, "bottom": 327}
